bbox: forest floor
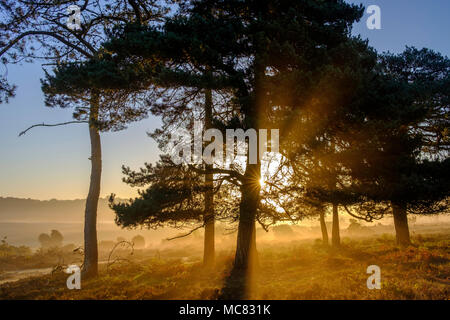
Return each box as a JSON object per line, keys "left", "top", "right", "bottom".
{"left": 0, "top": 233, "right": 448, "bottom": 300}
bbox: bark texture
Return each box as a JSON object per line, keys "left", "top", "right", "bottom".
{"left": 319, "top": 208, "right": 329, "bottom": 245}
{"left": 332, "top": 203, "right": 340, "bottom": 247}
{"left": 234, "top": 163, "right": 260, "bottom": 271}
{"left": 203, "top": 89, "right": 215, "bottom": 268}
{"left": 82, "top": 92, "right": 101, "bottom": 277}
{"left": 392, "top": 202, "right": 411, "bottom": 246}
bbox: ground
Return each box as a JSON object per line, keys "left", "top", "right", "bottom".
{"left": 0, "top": 233, "right": 448, "bottom": 300}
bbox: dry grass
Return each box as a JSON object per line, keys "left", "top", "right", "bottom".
{"left": 0, "top": 233, "right": 448, "bottom": 300}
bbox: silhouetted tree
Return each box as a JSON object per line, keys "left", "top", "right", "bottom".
{"left": 50, "top": 230, "right": 63, "bottom": 247}
{"left": 38, "top": 230, "right": 63, "bottom": 248}
{"left": 0, "top": 0, "right": 169, "bottom": 277}
{"left": 38, "top": 233, "right": 52, "bottom": 248}
{"left": 131, "top": 235, "right": 146, "bottom": 249}
{"left": 335, "top": 48, "right": 450, "bottom": 246}
{"left": 108, "top": 0, "right": 368, "bottom": 277}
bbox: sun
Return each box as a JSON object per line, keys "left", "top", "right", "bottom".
{"left": 259, "top": 178, "right": 265, "bottom": 187}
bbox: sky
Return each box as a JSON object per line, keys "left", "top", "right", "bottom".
{"left": 0, "top": 0, "right": 449, "bottom": 200}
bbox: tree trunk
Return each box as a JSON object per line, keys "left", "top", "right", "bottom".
{"left": 332, "top": 203, "right": 340, "bottom": 247}
{"left": 225, "top": 58, "right": 262, "bottom": 299}
{"left": 392, "top": 202, "right": 411, "bottom": 246}
{"left": 222, "top": 164, "right": 259, "bottom": 300}
{"left": 82, "top": 92, "right": 101, "bottom": 278}
{"left": 203, "top": 203, "right": 215, "bottom": 267}
{"left": 234, "top": 163, "right": 260, "bottom": 272}
{"left": 203, "top": 167, "right": 214, "bottom": 268}
{"left": 319, "top": 208, "right": 329, "bottom": 245}
{"left": 203, "top": 89, "right": 215, "bottom": 268}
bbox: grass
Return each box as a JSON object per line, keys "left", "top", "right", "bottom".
{"left": 0, "top": 245, "right": 82, "bottom": 271}
{"left": 0, "top": 233, "right": 448, "bottom": 300}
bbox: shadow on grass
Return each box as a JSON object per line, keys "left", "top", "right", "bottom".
{"left": 219, "top": 267, "right": 256, "bottom": 300}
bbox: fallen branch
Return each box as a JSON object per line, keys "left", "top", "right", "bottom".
{"left": 107, "top": 240, "right": 135, "bottom": 270}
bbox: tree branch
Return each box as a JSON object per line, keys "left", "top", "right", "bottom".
{"left": 342, "top": 204, "right": 376, "bottom": 222}
{"left": 19, "top": 121, "right": 88, "bottom": 137}
{"left": 189, "top": 165, "right": 245, "bottom": 181}
{"left": 0, "top": 31, "right": 93, "bottom": 58}
{"left": 166, "top": 224, "right": 204, "bottom": 241}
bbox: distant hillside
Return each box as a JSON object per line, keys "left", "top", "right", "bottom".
{"left": 0, "top": 197, "right": 122, "bottom": 222}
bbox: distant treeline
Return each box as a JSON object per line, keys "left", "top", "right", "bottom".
{"left": 0, "top": 197, "right": 124, "bottom": 222}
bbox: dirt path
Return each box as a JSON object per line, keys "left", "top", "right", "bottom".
{"left": 0, "top": 260, "right": 117, "bottom": 285}
{"left": 0, "top": 267, "right": 53, "bottom": 285}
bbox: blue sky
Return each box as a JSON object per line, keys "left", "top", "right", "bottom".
{"left": 0, "top": 0, "right": 449, "bottom": 200}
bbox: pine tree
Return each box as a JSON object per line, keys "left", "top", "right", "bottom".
{"left": 0, "top": 0, "right": 168, "bottom": 277}
{"left": 52, "top": 0, "right": 367, "bottom": 285}
{"left": 336, "top": 47, "right": 450, "bottom": 246}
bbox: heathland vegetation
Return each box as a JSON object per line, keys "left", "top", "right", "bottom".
{"left": 0, "top": 0, "right": 448, "bottom": 299}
